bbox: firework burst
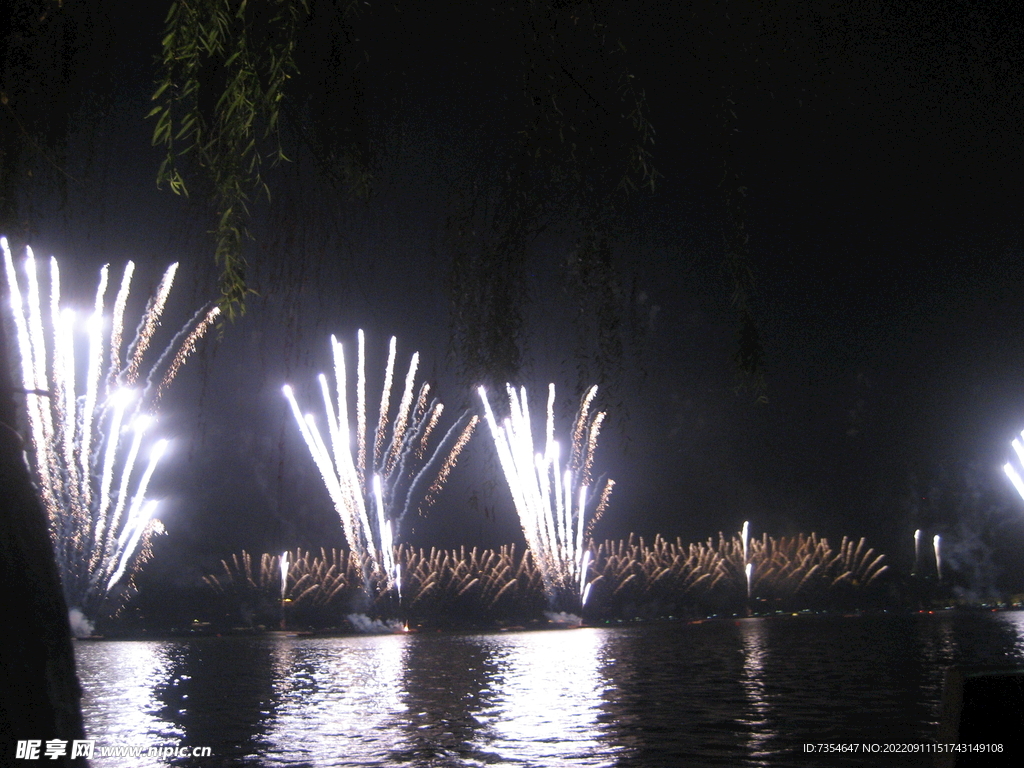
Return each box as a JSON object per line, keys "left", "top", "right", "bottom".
{"left": 583, "top": 531, "right": 889, "bottom": 619}
{"left": 1, "top": 238, "right": 217, "bottom": 628}
{"left": 283, "top": 331, "right": 478, "bottom": 602}
{"left": 478, "top": 383, "right": 613, "bottom": 613}
{"left": 207, "top": 531, "right": 891, "bottom": 629}
{"left": 204, "top": 548, "right": 370, "bottom": 627}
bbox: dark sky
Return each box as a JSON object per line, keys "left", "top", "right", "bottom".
{"left": 8, "top": 0, "right": 1024, "bottom": 600}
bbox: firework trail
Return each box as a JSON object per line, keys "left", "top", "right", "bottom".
{"left": 477, "top": 383, "right": 612, "bottom": 613}
{"left": 282, "top": 331, "right": 478, "bottom": 600}
{"left": 741, "top": 521, "right": 752, "bottom": 599}
{"left": 280, "top": 551, "right": 290, "bottom": 600}
{"left": 1003, "top": 430, "right": 1024, "bottom": 501}
{"left": 1, "top": 238, "right": 217, "bottom": 629}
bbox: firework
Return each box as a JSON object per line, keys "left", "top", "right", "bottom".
{"left": 741, "top": 521, "right": 751, "bottom": 599}
{"left": 1003, "top": 431, "right": 1024, "bottom": 501}
{"left": 477, "top": 383, "right": 613, "bottom": 613}
{"left": 582, "top": 530, "right": 889, "bottom": 619}
{"left": 400, "top": 543, "right": 547, "bottom": 623}
{"left": 280, "top": 551, "right": 290, "bottom": 600}
{"left": 207, "top": 531, "right": 891, "bottom": 629}
{"left": 1, "top": 238, "right": 217, "bottom": 628}
{"left": 205, "top": 544, "right": 546, "bottom": 628}
{"left": 205, "top": 548, "right": 369, "bottom": 628}
{"left": 283, "top": 331, "right": 478, "bottom": 601}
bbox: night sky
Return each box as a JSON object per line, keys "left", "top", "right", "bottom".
{"left": 7, "top": 0, "right": 1024, "bottom": 608}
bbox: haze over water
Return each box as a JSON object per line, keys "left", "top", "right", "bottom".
{"left": 76, "top": 612, "right": 1024, "bottom": 767}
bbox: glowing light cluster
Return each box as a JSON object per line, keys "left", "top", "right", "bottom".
{"left": 2, "top": 238, "right": 217, "bottom": 626}
{"left": 478, "top": 383, "right": 613, "bottom": 612}
{"left": 282, "top": 331, "right": 478, "bottom": 599}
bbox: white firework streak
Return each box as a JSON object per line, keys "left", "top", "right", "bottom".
{"left": 283, "top": 331, "right": 478, "bottom": 599}
{"left": 1, "top": 237, "right": 216, "bottom": 623}
{"left": 280, "top": 550, "right": 290, "bottom": 600}
{"left": 1003, "top": 431, "right": 1024, "bottom": 502}
{"left": 477, "top": 383, "right": 612, "bottom": 610}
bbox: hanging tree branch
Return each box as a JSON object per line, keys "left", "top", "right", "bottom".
{"left": 150, "top": 0, "right": 311, "bottom": 319}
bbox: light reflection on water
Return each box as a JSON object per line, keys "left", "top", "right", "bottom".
{"left": 737, "top": 619, "right": 777, "bottom": 765}
{"left": 1003, "top": 610, "right": 1024, "bottom": 657}
{"left": 75, "top": 613, "right": 1024, "bottom": 767}
{"left": 75, "top": 640, "right": 182, "bottom": 747}
{"left": 476, "top": 628, "right": 610, "bottom": 766}
{"left": 264, "top": 634, "right": 408, "bottom": 765}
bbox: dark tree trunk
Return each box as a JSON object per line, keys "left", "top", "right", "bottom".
{"left": 0, "top": 306, "right": 88, "bottom": 765}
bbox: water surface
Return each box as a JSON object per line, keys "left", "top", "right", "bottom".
{"left": 76, "top": 612, "right": 1024, "bottom": 766}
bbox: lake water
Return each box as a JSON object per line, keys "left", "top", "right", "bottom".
{"left": 74, "top": 612, "right": 1024, "bottom": 767}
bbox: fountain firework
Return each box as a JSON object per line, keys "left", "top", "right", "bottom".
{"left": 283, "top": 331, "right": 477, "bottom": 603}
{"left": 477, "top": 383, "right": 613, "bottom": 614}
{"left": 2, "top": 238, "right": 217, "bottom": 627}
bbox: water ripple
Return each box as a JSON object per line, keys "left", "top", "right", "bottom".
{"left": 75, "top": 612, "right": 1024, "bottom": 766}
